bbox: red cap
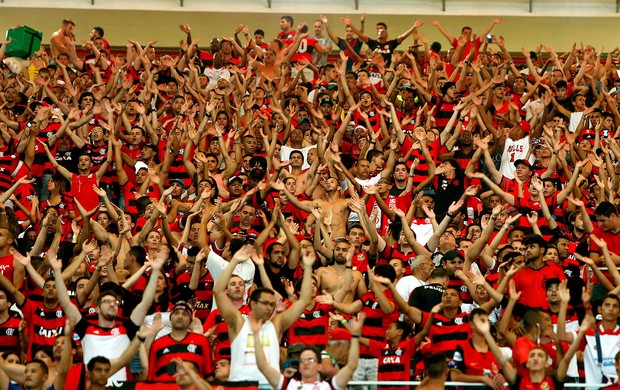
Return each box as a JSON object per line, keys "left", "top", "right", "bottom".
{"left": 517, "top": 120, "right": 531, "bottom": 134}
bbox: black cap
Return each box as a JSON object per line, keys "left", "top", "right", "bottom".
{"left": 545, "top": 278, "right": 561, "bottom": 290}
{"left": 441, "top": 81, "right": 456, "bottom": 95}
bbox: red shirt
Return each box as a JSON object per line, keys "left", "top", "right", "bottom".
{"left": 512, "top": 261, "right": 566, "bottom": 310}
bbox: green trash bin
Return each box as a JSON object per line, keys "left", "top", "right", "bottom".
{"left": 4, "top": 26, "right": 43, "bottom": 59}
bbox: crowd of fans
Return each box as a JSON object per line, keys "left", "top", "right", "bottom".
{"left": 0, "top": 12, "right": 618, "bottom": 390}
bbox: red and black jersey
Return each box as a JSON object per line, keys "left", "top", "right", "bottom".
{"left": 0, "top": 138, "right": 20, "bottom": 193}
{"left": 359, "top": 289, "right": 397, "bottom": 358}
{"left": 19, "top": 299, "right": 66, "bottom": 359}
{"left": 432, "top": 96, "right": 459, "bottom": 131}
{"left": 203, "top": 305, "right": 250, "bottom": 362}
{"left": 148, "top": 331, "right": 213, "bottom": 381}
{"left": 367, "top": 337, "right": 416, "bottom": 388}
{"left": 176, "top": 270, "right": 214, "bottom": 321}
{"left": 423, "top": 311, "right": 471, "bottom": 357}
{"left": 0, "top": 315, "right": 22, "bottom": 353}
{"left": 32, "top": 122, "right": 62, "bottom": 178}
{"left": 287, "top": 303, "right": 334, "bottom": 349}
{"left": 157, "top": 140, "right": 193, "bottom": 187}
{"left": 87, "top": 143, "right": 117, "bottom": 187}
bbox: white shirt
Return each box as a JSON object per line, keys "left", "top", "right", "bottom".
{"left": 207, "top": 249, "right": 255, "bottom": 309}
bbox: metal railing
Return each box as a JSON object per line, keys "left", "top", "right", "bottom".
{"left": 348, "top": 381, "right": 609, "bottom": 388}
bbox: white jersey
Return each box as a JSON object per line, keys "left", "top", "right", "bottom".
{"left": 499, "top": 135, "right": 533, "bottom": 179}
{"left": 229, "top": 318, "right": 280, "bottom": 386}
{"left": 578, "top": 323, "right": 620, "bottom": 384}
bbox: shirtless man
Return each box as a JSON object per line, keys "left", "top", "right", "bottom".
{"left": 50, "top": 19, "right": 76, "bottom": 59}
{"left": 315, "top": 239, "right": 366, "bottom": 303}
{"left": 273, "top": 176, "right": 351, "bottom": 238}
{"left": 283, "top": 150, "right": 318, "bottom": 195}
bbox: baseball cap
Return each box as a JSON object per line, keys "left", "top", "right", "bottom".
{"left": 514, "top": 159, "right": 532, "bottom": 169}
{"left": 282, "top": 359, "right": 299, "bottom": 370}
{"left": 331, "top": 328, "right": 352, "bottom": 341}
{"left": 298, "top": 117, "right": 311, "bottom": 126}
{"left": 228, "top": 176, "right": 243, "bottom": 184}
{"left": 287, "top": 343, "right": 306, "bottom": 356}
{"left": 444, "top": 249, "right": 465, "bottom": 261}
{"left": 169, "top": 178, "right": 186, "bottom": 188}
{"left": 320, "top": 98, "right": 334, "bottom": 106}
{"left": 516, "top": 120, "right": 531, "bottom": 134}
{"left": 440, "top": 81, "right": 456, "bottom": 95}
{"left": 172, "top": 301, "right": 194, "bottom": 317}
{"left": 135, "top": 161, "right": 148, "bottom": 174}
{"left": 545, "top": 278, "right": 561, "bottom": 290}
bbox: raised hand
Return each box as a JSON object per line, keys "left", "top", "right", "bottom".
{"left": 508, "top": 279, "right": 521, "bottom": 301}
{"left": 231, "top": 244, "right": 253, "bottom": 264}
{"left": 349, "top": 312, "right": 365, "bottom": 336}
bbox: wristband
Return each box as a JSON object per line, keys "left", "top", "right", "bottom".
{"left": 137, "top": 335, "right": 147, "bottom": 343}
{"left": 340, "top": 319, "right": 347, "bottom": 326}
{"left": 584, "top": 304, "right": 592, "bottom": 311}
{"left": 446, "top": 212, "right": 454, "bottom": 218}
{"left": 502, "top": 224, "right": 511, "bottom": 230}
{"left": 345, "top": 265, "right": 353, "bottom": 269}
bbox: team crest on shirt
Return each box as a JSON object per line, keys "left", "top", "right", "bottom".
{"left": 395, "top": 349, "right": 403, "bottom": 356}
{"left": 6, "top": 328, "right": 14, "bottom": 336}
{"left": 187, "top": 344, "right": 197, "bottom": 353}
{"left": 313, "top": 311, "right": 321, "bottom": 319}
{"left": 56, "top": 310, "right": 63, "bottom": 318}
{"left": 454, "top": 317, "right": 463, "bottom": 325}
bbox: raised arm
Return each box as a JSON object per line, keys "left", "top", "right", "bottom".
{"left": 274, "top": 249, "right": 315, "bottom": 338}
{"left": 333, "top": 314, "right": 363, "bottom": 389}
{"left": 212, "top": 245, "right": 252, "bottom": 339}
{"left": 48, "top": 248, "right": 82, "bottom": 325}
{"left": 130, "top": 252, "right": 166, "bottom": 325}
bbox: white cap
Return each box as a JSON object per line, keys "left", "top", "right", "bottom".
{"left": 135, "top": 161, "right": 148, "bottom": 174}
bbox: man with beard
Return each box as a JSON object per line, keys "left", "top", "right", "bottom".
{"left": 53, "top": 249, "right": 165, "bottom": 384}
{"left": 315, "top": 239, "right": 367, "bottom": 304}
{"left": 256, "top": 240, "right": 299, "bottom": 298}
{"left": 148, "top": 301, "right": 212, "bottom": 381}
{"left": 511, "top": 234, "right": 565, "bottom": 311}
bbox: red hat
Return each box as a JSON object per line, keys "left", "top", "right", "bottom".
{"left": 331, "top": 328, "right": 352, "bottom": 341}
{"left": 517, "top": 120, "right": 531, "bottom": 134}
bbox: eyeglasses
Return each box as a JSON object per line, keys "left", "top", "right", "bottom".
{"left": 101, "top": 299, "right": 120, "bottom": 306}
{"left": 299, "top": 357, "right": 317, "bottom": 364}
{"left": 256, "top": 300, "right": 276, "bottom": 308}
